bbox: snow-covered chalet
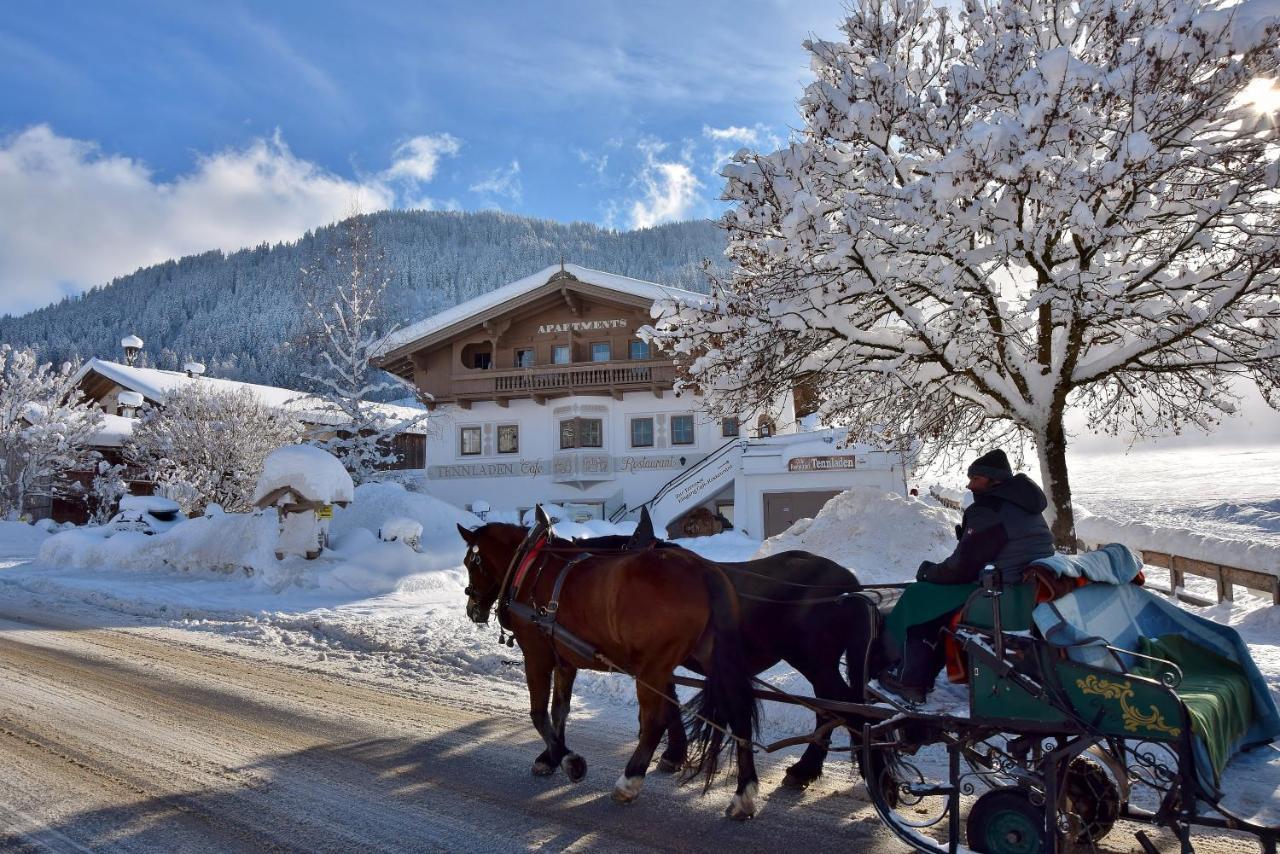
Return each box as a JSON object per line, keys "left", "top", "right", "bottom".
{"left": 372, "top": 263, "right": 910, "bottom": 538}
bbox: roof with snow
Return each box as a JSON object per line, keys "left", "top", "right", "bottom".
{"left": 371, "top": 262, "right": 706, "bottom": 361}
{"left": 72, "top": 359, "right": 430, "bottom": 434}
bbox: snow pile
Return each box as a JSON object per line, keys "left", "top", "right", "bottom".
{"left": 378, "top": 517, "right": 423, "bottom": 549}
{"left": 252, "top": 445, "right": 354, "bottom": 505}
{"left": 754, "top": 487, "right": 957, "bottom": 583}
{"left": 0, "top": 520, "right": 55, "bottom": 558}
{"left": 331, "top": 481, "right": 479, "bottom": 560}
{"left": 1077, "top": 509, "right": 1280, "bottom": 577}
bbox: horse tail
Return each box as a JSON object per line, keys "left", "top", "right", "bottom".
{"left": 684, "top": 563, "right": 759, "bottom": 792}
{"left": 844, "top": 591, "right": 882, "bottom": 702}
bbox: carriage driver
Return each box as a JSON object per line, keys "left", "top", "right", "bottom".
{"left": 878, "top": 449, "right": 1056, "bottom": 703}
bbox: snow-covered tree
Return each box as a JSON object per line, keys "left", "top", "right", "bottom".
{"left": 0, "top": 346, "right": 103, "bottom": 519}
{"left": 653, "top": 0, "right": 1280, "bottom": 547}
{"left": 300, "top": 211, "right": 428, "bottom": 482}
{"left": 127, "top": 384, "right": 302, "bottom": 514}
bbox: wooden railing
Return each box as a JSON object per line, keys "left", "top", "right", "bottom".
{"left": 928, "top": 487, "right": 1277, "bottom": 606}
{"left": 449, "top": 360, "right": 676, "bottom": 396}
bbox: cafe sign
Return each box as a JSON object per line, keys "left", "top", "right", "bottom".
{"left": 788, "top": 455, "right": 857, "bottom": 473}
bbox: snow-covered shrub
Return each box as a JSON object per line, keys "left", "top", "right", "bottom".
{"left": 127, "top": 384, "right": 302, "bottom": 514}
{"left": 378, "top": 517, "right": 423, "bottom": 550}
{"left": 0, "top": 345, "right": 103, "bottom": 519}
{"left": 88, "top": 460, "right": 129, "bottom": 524}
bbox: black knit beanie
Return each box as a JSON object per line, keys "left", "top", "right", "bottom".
{"left": 968, "top": 449, "right": 1012, "bottom": 481}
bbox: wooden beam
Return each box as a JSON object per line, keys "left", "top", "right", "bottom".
{"left": 458, "top": 399, "right": 471, "bottom": 410}
{"left": 651, "top": 385, "right": 663, "bottom": 399}
{"left": 560, "top": 287, "right": 581, "bottom": 317}
{"left": 495, "top": 397, "right": 508, "bottom": 408}
{"left": 533, "top": 395, "right": 546, "bottom": 406}
{"left": 611, "top": 388, "right": 624, "bottom": 401}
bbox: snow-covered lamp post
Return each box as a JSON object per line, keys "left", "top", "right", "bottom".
{"left": 252, "top": 445, "right": 354, "bottom": 560}
{"left": 121, "top": 335, "right": 143, "bottom": 366}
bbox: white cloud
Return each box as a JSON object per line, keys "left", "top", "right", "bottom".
{"left": 703, "top": 124, "right": 761, "bottom": 146}
{"left": 385, "top": 133, "right": 461, "bottom": 183}
{"left": 0, "top": 125, "right": 397, "bottom": 315}
{"left": 469, "top": 160, "right": 522, "bottom": 203}
{"left": 627, "top": 141, "right": 703, "bottom": 229}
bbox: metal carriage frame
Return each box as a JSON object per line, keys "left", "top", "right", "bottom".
{"left": 691, "top": 578, "right": 1280, "bottom": 854}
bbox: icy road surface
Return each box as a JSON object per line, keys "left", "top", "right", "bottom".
{"left": 0, "top": 601, "right": 896, "bottom": 853}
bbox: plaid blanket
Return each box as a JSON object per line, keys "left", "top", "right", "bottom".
{"left": 1034, "top": 582, "right": 1280, "bottom": 797}
{"left": 1029, "top": 542, "right": 1143, "bottom": 585}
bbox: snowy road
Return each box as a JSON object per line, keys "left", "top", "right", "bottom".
{"left": 0, "top": 603, "right": 899, "bottom": 853}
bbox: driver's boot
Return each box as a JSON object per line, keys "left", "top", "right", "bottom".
{"left": 877, "top": 636, "right": 940, "bottom": 703}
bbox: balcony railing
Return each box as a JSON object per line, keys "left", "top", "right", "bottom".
{"left": 449, "top": 360, "right": 677, "bottom": 397}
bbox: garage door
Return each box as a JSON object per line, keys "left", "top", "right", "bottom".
{"left": 763, "top": 490, "right": 841, "bottom": 538}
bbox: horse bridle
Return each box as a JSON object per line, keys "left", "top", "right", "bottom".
{"left": 464, "top": 521, "right": 550, "bottom": 628}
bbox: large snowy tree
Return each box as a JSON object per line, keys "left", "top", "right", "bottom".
{"left": 300, "top": 212, "right": 428, "bottom": 482}
{"left": 654, "top": 0, "right": 1280, "bottom": 547}
{"left": 127, "top": 384, "right": 302, "bottom": 514}
{"left": 0, "top": 346, "right": 103, "bottom": 519}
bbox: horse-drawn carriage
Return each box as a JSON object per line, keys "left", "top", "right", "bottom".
{"left": 458, "top": 506, "right": 1280, "bottom": 854}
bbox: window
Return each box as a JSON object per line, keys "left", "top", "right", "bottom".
{"left": 560, "top": 417, "right": 603, "bottom": 449}
{"left": 460, "top": 426, "right": 482, "bottom": 456}
{"left": 472, "top": 352, "right": 491, "bottom": 369}
{"left": 552, "top": 344, "right": 571, "bottom": 365}
{"left": 515, "top": 348, "right": 534, "bottom": 368}
{"left": 630, "top": 417, "right": 654, "bottom": 448}
{"left": 497, "top": 424, "right": 519, "bottom": 454}
{"left": 591, "top": 342, "right": 611, "bottom": 362}
{"left": 721, "top": 417, "right": 740, "bottom": 438}
{"left": 671, "top": 415, "right": 695, "bottom": 445}
{"left": 629, "top": 340, "right": 650, "bottom": 360}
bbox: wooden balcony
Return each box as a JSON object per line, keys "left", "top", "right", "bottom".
{"left": 445, "top": 359, "right": 677, "bottom": 404}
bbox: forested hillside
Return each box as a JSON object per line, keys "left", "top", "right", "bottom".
{"left": 0, "top": 211, "right": 725, "bottom": 392}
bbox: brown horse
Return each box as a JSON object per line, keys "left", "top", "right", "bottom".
{"left": 456, "top": 511, "right": 762, "bottom": 819}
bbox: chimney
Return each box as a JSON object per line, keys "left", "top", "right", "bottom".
{"left": 184, "top": 361, "right": 206, "bottom": 378}
{"left": 121, "top": 334, "right": 144, "bottom": 366}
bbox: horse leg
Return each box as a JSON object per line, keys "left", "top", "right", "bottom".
{"left": 524, "top": 650, "right": 562, "bottom": 776}
{"left": 656, "top": 680, "right": 687, "bottom": 773}
{"left": 782, "top": 663, "right": 851, "bottom": 790}
{"left": 612, "top": 673, "right": 674, "bottom": 804}
{"left": 726, "top": 694, "right": 761, "bottom": 821}
{"left": 551, "top": 663, "right": 587, "bottom": 782}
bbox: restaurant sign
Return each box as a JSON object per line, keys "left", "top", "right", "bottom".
{"left": 788, "top": 455, "right": 857, "bottom": 473}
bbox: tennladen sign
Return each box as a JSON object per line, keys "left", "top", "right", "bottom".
{"left": 787, "top": 456, "right": 857, "bottom": 472}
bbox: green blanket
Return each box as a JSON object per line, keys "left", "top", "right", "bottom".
{"left": 884, "top": 581, "right": 978, "bottom": 647}
{"left": 1136, "top": 634, "right": 1254, "bottom": 784}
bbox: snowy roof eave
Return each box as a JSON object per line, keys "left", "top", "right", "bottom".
{"left": 73, "top": 358, "right": 430, "bottom": 434}
{"left": 371, "top": 262, "right": 707, "bottom": 361}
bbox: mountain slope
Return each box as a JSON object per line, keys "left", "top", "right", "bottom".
{"left": 0, "top": 211, "right": 726, "bottom": 391}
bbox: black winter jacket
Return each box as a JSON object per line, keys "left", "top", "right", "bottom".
{"left": 919, "top": 474, "right": 1055, "bottom": 585}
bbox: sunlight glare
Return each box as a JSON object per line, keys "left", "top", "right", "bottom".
{"left": 1241, "top": 77, "right": 1280, "bottom": 117}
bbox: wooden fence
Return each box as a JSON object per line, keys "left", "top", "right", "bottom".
{"left": 928, "top": 487, "right": 1278, "bottom": 607}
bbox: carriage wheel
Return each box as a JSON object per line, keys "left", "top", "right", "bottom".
{"left": 1061, "top": 757, "right": 1120, "bottom": 843}
{"left": 967, "top": 788, "right": 1045, "bottom": 854}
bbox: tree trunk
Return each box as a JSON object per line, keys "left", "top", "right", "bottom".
{"left": 1036, "top": 411, "right": 1077, "bottom": 552}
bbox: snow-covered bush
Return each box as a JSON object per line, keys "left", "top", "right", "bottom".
{"left": 0, "top": 345, "right": 103, "bottom": 519}
{"left": 653, "top": 0, "right": 1280, "bottom": 547}
{"left": 127, "top": 384, "right": 302, "bottom": 514}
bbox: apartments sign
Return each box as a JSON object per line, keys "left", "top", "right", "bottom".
{"left": 788, "top": 456, "right": 857, "bottom": 472}
{"left": 536, "top": 318, "right": 628, "bottom": 335}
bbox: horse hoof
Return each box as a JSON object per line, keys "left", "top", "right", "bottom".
{"left": 532, "top": 761, "right": 556, "bottom": 776}
{"left": 780, "top": 768, "right": 818, "bottom": 790}
{"left": 612, "top": 774, "right": 643, "bottom": 804}
{"left": 561, "top": 753, "right": 587, "bottom": 782}
{"left": 656, "top": 756, "right": 682, "bottom": 774}
{"left": 725, "top": 783, "right": 759, "bottom": 821}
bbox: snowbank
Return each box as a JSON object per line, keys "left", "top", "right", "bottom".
{"left": 0, "top": 520, "right": 55, "bottom": 558}
{"left": 1077, "top": 510, "right": 1280, "bottom": 577}
{"left": 331, "top": 481, "right": 480, "bottom": 560}
{"left": 754, "top": 487, "right": 957, "bottom": 583}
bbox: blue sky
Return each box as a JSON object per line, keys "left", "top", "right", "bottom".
{"left": 0, "top": 1, "right": 839, "bottom": 314}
